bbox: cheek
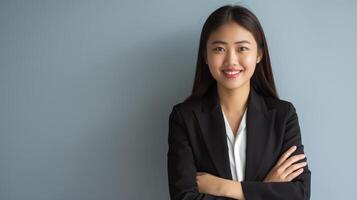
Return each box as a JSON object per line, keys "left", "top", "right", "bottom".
{"left": 207, "top": 55, "right": 224, "bottom": 74}
{"left": 240, "top": 55, "right": 257, "bottom": 71}
{"left": 207, "top": 54, "right": 224, "bottom": 67}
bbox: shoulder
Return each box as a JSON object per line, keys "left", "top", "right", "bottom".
{"left": 170, "top": 97, "right": 200, "bottom": 116}
{"left": 265, "top": 96, "right": 295, "bottom": 110}
{"left": 168, "top": 97, "right": 202, "bottom": 125}
{"left": 263, "top": 95, "right": 298, "bottom": 119}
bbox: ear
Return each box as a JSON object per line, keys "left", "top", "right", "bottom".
{"left": 256, "top": 49, "right": 264, "bottom": 63}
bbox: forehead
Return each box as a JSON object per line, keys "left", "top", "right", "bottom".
{"left": 207, "top": 22, "right": 256, "bottom": 45}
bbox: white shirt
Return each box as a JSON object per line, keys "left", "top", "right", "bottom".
{"left": 222, "top": 108, "right": 247, "bottom": 181}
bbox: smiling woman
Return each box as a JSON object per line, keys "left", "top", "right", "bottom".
{"left": 205, "top": 22, "right": 262, "bottom": 94}
{"left": 167, "top": 4, "right": 311, "bottom": 200}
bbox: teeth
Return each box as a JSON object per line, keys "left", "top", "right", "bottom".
{"left": 223, "top": 70, "right": 241, "bottom": 75}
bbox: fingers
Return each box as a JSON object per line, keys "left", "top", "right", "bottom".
{"left": 280, "top": 154, "right": 306, "bottom": 170}
{"left": 285, "top": 168, "right": 304, "bottom": 181}
{"left": 264, "top": 145, "right": 308, "bottom": 183}
{"left": 283, "top": 161, "right": 307, "bottom": 178}
{"left": 273, "top": 145, "right": 307, "bottom": 182}
{"left": 276, "top": 146, "right": 297, "bottom": 166}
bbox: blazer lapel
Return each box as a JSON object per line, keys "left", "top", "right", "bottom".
{"left": 193, "top": 85, "right": 232, "bottom": 180}
{"left": 193, "top": 84, "right": 276, "bottom": 181}
{"left": 244, "top": 87, "right": 276, "bottom": 181}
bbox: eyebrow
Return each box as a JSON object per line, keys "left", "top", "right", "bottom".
{"left": 210, "top": 40, "right": 251, "bottom": 45}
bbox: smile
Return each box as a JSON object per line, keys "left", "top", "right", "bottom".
{"left": 222, "top": 70, "right": 242, "bottom": 79}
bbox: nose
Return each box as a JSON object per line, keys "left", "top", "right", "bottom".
{"left": 224, "top": 49, "right": 239, "bottom": 66}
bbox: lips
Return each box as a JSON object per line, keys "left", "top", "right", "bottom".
{"left": 221, "top": 68, "right": 243, "bottom": 79}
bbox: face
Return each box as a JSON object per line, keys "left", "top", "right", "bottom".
{"left": 205, "top": 22, "right": 262, "bottom": 91}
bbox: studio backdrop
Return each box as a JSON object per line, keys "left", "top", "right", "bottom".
{"left": 1, "top": 0, "right": 356, "bottom": 199}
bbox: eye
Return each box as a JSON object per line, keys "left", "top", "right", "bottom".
{"left": 238, "top": 47, "right": 249, "bottom": 51}
{"left": 213, "top": 47, "right": 225, "bottom": 53}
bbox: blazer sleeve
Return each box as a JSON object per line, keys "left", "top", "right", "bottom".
{"left": 240, "top": 102, "right": 311, "bottom": 200}
{"left": 167, "top": 106, "right": 234, "bottom": 200}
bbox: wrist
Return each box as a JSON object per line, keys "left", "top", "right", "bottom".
{"left": 219, "top": 178, "right": 232, "bottom": 197}
{"left": 221, "top": 179, "right": 245, "bottom": 200}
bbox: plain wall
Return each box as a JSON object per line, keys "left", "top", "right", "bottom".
{"left": 1, "top": 0, "right": 356, "bottom": 199}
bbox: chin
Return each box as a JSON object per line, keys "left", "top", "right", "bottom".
{"left": 217, "top": 76, "right": 251, "bottom": 89}
{"left": 218, "top": 81, "right": 245, "bottom": 91}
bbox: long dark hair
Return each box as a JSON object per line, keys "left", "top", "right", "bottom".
{"left": 185, "top": 5, "right": 279, "bottom": 102}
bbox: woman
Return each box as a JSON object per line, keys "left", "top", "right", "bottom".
{"left": 167, "top": 5, "right": 311, "bottom": 200}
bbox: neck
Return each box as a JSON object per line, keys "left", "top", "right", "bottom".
{"left": 217, "top": 82, "right": 250, "bottom": 115}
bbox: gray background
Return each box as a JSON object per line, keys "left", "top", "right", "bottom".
{"left": 1, "top": 0, "right": 356, "bottom": 199}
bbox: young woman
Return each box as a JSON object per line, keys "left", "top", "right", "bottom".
{"left": 167, "top": 5, "right": 311, "bottom": 200}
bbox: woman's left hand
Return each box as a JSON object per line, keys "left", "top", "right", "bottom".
{"left": 196, "top": 172, "right": 225, "bottom": 196}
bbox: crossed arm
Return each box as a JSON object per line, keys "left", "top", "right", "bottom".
{"left": 167, "top": 103, "right": 311, "bottom": 200}
{"left": 196, "top": 146, "right": 307, "bottom": 199}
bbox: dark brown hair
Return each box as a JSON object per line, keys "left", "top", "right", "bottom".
{"left": 185, "top": 5, "right": 279, "bottom": 102}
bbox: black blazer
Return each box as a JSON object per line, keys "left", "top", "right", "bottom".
{"left": 167, "top": 85, "right": 311, "bottom": 200}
